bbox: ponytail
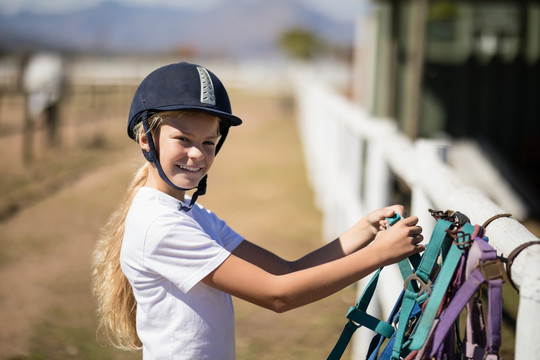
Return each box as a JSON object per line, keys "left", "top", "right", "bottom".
{"left": 91, "top": 162, "right": 149, "bottom": 350}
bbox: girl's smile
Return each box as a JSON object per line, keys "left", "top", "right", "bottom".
{"left": 177, "top": 165, "right": 202, "bottom": 172}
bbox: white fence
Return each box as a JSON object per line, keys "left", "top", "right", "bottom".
{"left": 292, "top": 75, "right": 540, "bottom": 359}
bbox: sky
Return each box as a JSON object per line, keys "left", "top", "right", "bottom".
{"left": 0, "top": 0, "right": 370, "bottom": 21}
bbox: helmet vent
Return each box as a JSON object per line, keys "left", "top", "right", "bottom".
{"left": 197, "top": 66, "right": 216, "bottom": 106}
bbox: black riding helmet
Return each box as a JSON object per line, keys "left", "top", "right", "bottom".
{"left": 127, "top": 62, "right": 242, "bottom": 211}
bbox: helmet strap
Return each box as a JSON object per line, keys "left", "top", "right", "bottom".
{"left": 186, "top": 174, "right": 207, "bottom": 210}
{"left": 140, "top": 112, "right": 158, "bottom": 163}
{"left": 141, "top": 112, "right": 199, "bottom": 212}
{"left": 216, "top": 125, "right": 229, "bottom": 155}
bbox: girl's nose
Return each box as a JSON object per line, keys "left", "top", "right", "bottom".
{"left": 188, "top": 146, "right": 204, "bottom": 160}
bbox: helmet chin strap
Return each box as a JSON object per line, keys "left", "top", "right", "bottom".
{"left": 140, "top": 112, "right": 228, "bottom": 212}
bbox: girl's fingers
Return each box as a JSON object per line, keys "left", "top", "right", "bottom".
{"left": 412, "top": 234, "right": 424, "bottom": 244}
{"left": 410, "top": 226, "right": 423, "bottom": 235}
{"left": 414, "top": 244, "right": 426, "bottom": 253}
{"left": 402, "top": 215, "right": 419, "bottom": 226}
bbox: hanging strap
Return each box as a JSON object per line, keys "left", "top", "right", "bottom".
{"left": 327, "top": 268, "right": 387, "bottom": 360}
{"left": 389, "top": 219, "right": 459, "bottom": 360}
{"left": 327, "top": 254, "right": 420, "bottom": 360}
{"left": 327, "top": 214, "right": 420, "bottom": 360}
{"left": 405, "top": 223, "right": 479, "bottom": 353}
{"left": 427, "top": 238, "right": 505, "bottom": 359}
{"left": 465, "top": 240, "right": 505, "bottom": 360}
{"left": 366, "top": 291, "right": 407, "bottom": 360}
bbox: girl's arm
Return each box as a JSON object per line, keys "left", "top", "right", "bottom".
{"left": 232, "top": 205, "right": 406, "bottom": 275}
{"left": 202, "top": 214, "right": 423, "bottom": 313}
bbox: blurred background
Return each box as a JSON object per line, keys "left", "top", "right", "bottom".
{"left": 0, "top": 0, "right": 538, "bottom": 359}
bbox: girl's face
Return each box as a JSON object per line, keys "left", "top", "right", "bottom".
{"left": 142, "top": 111, "right": 219, "bottom": 199}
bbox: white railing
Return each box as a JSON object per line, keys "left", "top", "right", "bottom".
{"left": 293, "top": 75, "right": 540, "bottom": 360}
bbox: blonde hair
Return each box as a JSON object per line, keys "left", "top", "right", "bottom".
{"left": 91, "top": 110, "right": 220, "bottom": 350}
{"left": 91, "top": 113, "right": 162, "bottom": 350}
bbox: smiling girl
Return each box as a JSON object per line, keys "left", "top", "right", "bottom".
{"left": 92, "top": 62, "right": 424, "bottom": 360}
{"left": 139, "top": 111, "right": 219, "bottom": 198}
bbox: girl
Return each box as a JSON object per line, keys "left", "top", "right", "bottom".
{"left": 92, "top": 62, "right": 424, "bottom": 359}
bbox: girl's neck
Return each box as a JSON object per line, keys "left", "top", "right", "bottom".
{"left": 145, "top": 170, "right": 186, "bottom": 202}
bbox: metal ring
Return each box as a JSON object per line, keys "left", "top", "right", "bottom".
{"left": 506, "top": 241, "right": 540, "bottom": 293}
{"left": 403, "top": 274, "right": 432, "bottom": 296}
{"left": 482, "top": 213, "right": 512, "bottom": 228}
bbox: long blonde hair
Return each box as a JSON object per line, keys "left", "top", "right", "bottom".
{"left": 92, "top": 163, "right": 147, "bottom": 350}
{"left": 91, "top": 113, "right": 162, "bottom": 350}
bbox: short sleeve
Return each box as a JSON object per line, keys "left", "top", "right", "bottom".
{"left": 142, "top": 214, "right": 232, "bottom": 293}
{"left": 195, "top": 206, "right": 244, "bottom": 252}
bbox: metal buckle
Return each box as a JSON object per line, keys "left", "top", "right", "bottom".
{"left": 404, "top": 315, "right": 419, "bottom": 337}
{"left": 404, "top": 274, "right": 432, "bottom": 295}
{"left": 476, "top": 258, "right": 507, "bottom": 282}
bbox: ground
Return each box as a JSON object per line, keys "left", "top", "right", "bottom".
{"left": 0, "top": 86, "right": 355, "bottom": 359}
{"left": 0, "top": 79, "right": 522, "bottom": 360}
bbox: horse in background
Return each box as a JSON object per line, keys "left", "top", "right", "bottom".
{"left": 22, "top": 52, "right": 65, "bottom": 163}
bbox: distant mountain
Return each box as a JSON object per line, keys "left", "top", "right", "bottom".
{"left": 0, "top": 0, "right": 355, "bottom": 58}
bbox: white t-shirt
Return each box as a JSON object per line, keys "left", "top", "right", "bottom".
{"left": 120, "top": 187, "right": 244, "bottom": 359}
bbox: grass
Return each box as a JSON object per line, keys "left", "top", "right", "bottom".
{"left": 0, "top": 134, "right": 124, "bottom": 222}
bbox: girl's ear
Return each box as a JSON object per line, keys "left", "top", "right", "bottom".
{"left": 139, "top": 130, "right": 151, "bottom": 152}
{"left": 139, "top": 127, "right": 158, "bottom": 163}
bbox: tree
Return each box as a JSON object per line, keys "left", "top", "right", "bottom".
{"left": 278, "top": 28, "right": 325, "bottom": 60}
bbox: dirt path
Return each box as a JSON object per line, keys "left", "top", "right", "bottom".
{"left": 0, "top": 89, "right": 355, "bottom": 359}
{"left": 0, "top": 147, "right": 140, "bottom": 358}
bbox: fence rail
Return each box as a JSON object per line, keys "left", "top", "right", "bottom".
{"left": 292, "top": 74, "right": 540, "bottom": 360}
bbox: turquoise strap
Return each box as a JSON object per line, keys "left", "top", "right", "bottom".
{"left": 326, "top": 321, "right": 359, "bottom": 360}
{"left": 390, "top": 287, "right": 418, "bottom": 360}
{"left": 407, "top": 223, "right": 477, "bottom": 351}
{"left": 327, "top": 255, "right": 420, "bottom": 360}
{"left": 399, "top": 253, "right": 421, "bottom": 282}
{"left": 415, "top": 220, "right": 452, "bottom": 284}
{"left": 326, "top": 214, "right": 422, "bottom": 360}
{"left": 390, "top": 220, "right": 454, "bottom": 360}
{"left": 327, "top": 267, "right": 383, "bottom": 360}
{"left": 347, "top": 307, "right": 395, "bottom": 338}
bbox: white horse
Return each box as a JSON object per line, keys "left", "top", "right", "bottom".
{"left": 21, "top": 52, "right": 65, "bottom": 162}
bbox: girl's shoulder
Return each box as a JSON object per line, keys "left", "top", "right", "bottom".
{"left": 130, "top": 187, "right": 219, "bottom": 226}
{"left": 128, "top": 188, "right": 187, "bottom": 227}
{"left": 132, "top": 187, "right": 191, "bottom": 214}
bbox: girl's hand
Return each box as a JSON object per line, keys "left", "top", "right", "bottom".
{"left": 338, "top": 205, "right": 406, "bottom": 254}
{"left": 365, "top": 205, "right": 406, "bottom": 234}
{"left": 371, "top": 215, "right": 424, "bottom": 266}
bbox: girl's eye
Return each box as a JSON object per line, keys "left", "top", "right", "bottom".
{"left": 204, "top": 141, "right": 216, "bottom": 146}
